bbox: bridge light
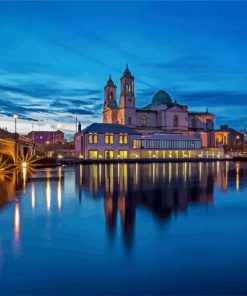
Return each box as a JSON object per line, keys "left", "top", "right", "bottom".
{"left": 22, "top": 162, "right": 27, "bottom": 168}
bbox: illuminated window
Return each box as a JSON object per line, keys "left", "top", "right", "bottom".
{"left": 141, "top": 115, "right": 147, "bottom": 127}
{"left": 119, "top": 150, "right": 128, "bottom": 159}
{"left": 119, "top": 133, "right": 123, "bottom": 144}
{"left": 88, "top": 150, "right": 98, "bottom": 159}
{"left": 119, "top": 133, "right": 128, "bottom": 144}
{"left": 89, "top": 133, "right": 98, "bottom": 144}
{"left": 105, "top": 150, "right": 114, "bottom": 159}
{"left": 105, "top": 133, "right": 114, "bottom": 144}
{"left": 173, "top": 115, "right": 179, "bottom": 127}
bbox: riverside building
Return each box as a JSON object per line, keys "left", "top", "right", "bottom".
{"left": 75, "top": 123, "right": 223, "bottom": 160}
{"left": 75, "top": 65, "right": 226, "bottom": 160}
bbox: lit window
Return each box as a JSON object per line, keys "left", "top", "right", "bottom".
{"left": 89, "top": 133, "right": 98, "bottom": 144}
{"left": 105, "top": 133, "right": 114, "bottom": 144}
{"left": 119, "top": 133, "right": 128, "bottom": 144}
{"left": 105, "top": 134, "right": 109, "bottom": 144}
{"left": 119, "top": 133, "right": 123, "bottom": 144}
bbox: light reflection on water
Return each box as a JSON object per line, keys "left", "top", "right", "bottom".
{"left": 0, "top": 161, "right": 247, "bottom": 295}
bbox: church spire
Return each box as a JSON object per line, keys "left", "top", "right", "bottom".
{"left": 122, "top": 64, "right": 133, "bottom": 78}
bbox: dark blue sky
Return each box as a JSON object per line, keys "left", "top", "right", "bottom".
{"left": 0, "top": 1, "right": 246, "bottom": 134}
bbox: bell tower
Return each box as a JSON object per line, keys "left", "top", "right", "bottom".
{"left": 118, "top": 65, "right": 136, "bottom": 127}
{"left": 103, "top": 75, "right": 118, "bottom": 123}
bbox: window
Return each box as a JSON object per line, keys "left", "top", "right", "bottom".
{"left": 105, "top": 150, "right": 114, "bottom": 159}
{"left": 173, "top": 115, "right": 179, "bottom": 127}
{"left": 141, "top": 115, "right": 147, "bottom": 127}
{"left": 105, "top": 133, "right": 114, "bottom": 144}
{"left": 119, "top": 150, "right": 128, "bottom": 159}
{"left": 128, "top": 117, "right": 132, "bottom": 125}
{"left": 126, "top": 84, "right": 129, "bottom": 93}
{"left": 119, "top": 133, "right": 128, "bottom": 144}
{"left": 88, "top": 150, "right": 98, "bottom": 159}
{"left": 88, "top": 133, "right": 98, "bottom": 144}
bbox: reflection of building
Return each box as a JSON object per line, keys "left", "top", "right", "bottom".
{"left": 75, "top": 162, "right": 236, "bottom": 243}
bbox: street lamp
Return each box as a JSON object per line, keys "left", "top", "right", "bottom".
{"left": 13, "top": 114, "right": 18, "bottom": 134}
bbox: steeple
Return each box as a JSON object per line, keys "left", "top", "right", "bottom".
{"left": 104, "top": 75, "right": 117, "bottom": 109}
{"left": 119, "top": 65, "right": 136, "bottom": 127}
{"left": 106, "top": 74, "right": 115, "bottom": 87}
{"left": 122, "top": 64, "right": 133, "bottom": 79}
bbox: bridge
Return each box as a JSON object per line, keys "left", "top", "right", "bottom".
{"left": 0, "top": 128, "right": 34, "bottom": 164}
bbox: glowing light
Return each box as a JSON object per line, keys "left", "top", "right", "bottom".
{"left": 31, "top": 182, "right": 35, "bottom": 210}
{"left": 22, "top": 162, "right": 27, "bottom": 168}
{"left": 13, "top": 114, "right": 18, "bottom": 119}
{"left": 58, "top": 155, "right": 63, "bottom": 159}
{"left": 13, "top": 202, "right": 21, "bottom": 253}
{"left": 57, "top": 180, "right": 62, "bottom": 210}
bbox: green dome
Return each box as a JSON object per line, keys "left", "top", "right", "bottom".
{"left": 152, "top": 90, "right": 172, "bottom": 105}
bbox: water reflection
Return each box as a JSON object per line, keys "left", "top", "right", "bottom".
{"left": 75, "top": 161, "right": 247, "bottom": 245}
{"left": 0, "top": 162, "right": 247, "bottom": 248}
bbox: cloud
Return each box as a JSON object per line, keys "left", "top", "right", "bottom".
{"left": 65, "top": 108, "right": 94, "bottom": 115}
{"left": 140, "top": 55, "right": 212, "bottom": 72}
{"left": 176, "top": 90, "right": 247, "bottom": 107}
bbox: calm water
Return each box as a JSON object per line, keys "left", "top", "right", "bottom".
{"left": 0, "top": 162, "right": 247, "bottom": 295}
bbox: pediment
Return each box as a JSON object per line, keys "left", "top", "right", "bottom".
{"left": 165, "top": 105, "right": 186, "bottom": 112}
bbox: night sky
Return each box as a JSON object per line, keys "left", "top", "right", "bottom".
{"left": 0, "top": 1, "right": 246, "bottom": 135}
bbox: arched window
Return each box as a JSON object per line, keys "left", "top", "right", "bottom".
{"left": 173, "top": 115, "right": 179, "bottom": 127}
{"left": 128, "top": 117, "right": 132, "bottom": 125}
{"left": 141, "top": 115, "right": 147, "bottom": 127}
{"left": 192, "top": 118, "right": 196, "bottom": 129}
{"left": 126, "top": 84, "right": 129, "bottom": 93}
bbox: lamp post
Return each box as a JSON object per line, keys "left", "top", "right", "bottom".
{"left": 13, "top": 114, "right": 18, "bottom": 135}
{"left": 13, "top": 114, "right": 18, "bottom": 165}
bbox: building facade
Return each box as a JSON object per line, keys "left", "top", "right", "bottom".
{"left": 27, "top": 130, "right": 65, "bottom": 144}
{"left": 73, "top": 123, "right": 224, "bottom": 160}
{"left": 103, "top": 65, "right": 215, "bottom": 147}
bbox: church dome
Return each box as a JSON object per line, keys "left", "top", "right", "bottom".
{"left": 151, "top": 90, "right": 172, "bottom": 105}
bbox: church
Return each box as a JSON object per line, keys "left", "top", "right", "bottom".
{"left": 103, "top": 65, "right": 215, "bottom": 147}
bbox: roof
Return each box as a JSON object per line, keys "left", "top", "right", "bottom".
{"left": 142, "top": 134, "right": 201, "bottom": 141}
{"left": 218, "top": 126, "right": 244, "bottom": 135}
{"left": 28, "top": 130, "right": 64, "bottom": 135}
{"left": 136, "top": 108, "right": 157, "bottom": 113}
{"left": 0, "top": 128, "right": 17, "bottom": 141}
{"left": 142, "top": 90, "right": 173, "bottom": 110}
{"left": 121, "top": 64, "right": 133, "bottom": 79}
{"left": 189, "top": 111, "right": 214, "bottom": 116}
{"left": 81, "top": 123, "right": 141, "bottom": 135}
{"left": 105, "top": 75, "right": 115, "bottom": 88}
